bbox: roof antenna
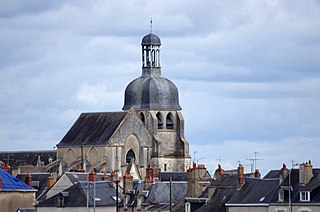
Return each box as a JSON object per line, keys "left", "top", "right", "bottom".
{"left": 150, "top": 18, "right": 153, "bottom": 33}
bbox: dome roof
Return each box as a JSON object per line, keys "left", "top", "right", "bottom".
{"left": 122, "top": 74, "right": 181, "bottom": 111}
{"left": 141, "top": 33, "right": 161, "bottom": 46}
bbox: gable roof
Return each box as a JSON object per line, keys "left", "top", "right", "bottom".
{"left": 227, "top": 178, "right": 279, "bottom": 205}
{"left": 0, "top": 167, "right": 34, "bottom": 191}
{"left": 57, "top": 112, "right": 127, "bottom": 146}
{"left": 143, "top": 182, "right": 187, "bottom": 205}
{"left": 37, "top": 181, "right": 122, "bottom": 207}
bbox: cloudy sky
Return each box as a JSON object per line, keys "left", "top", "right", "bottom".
{"left": 1, "top": 0, "right": 320, "bottom": 176}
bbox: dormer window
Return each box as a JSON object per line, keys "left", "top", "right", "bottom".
{"left": 278, "top": 189, "right": 284, "bottom": 202}
{"left": 300, "top": 191, "right": 310, "bottom": 202}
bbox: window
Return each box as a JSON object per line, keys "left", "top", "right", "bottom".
{"left": 166, "top": 112, "right": 174, "bottom": 129}
{"left": 139, "top": 112, "right": 145, "bottom": 124}
{"left": 185, "top": 202, "right": 191, "bottom": 212}
{"left": 156, "top": 112, "right": 163, "bottom": 129}
{"left": 278, "top": 189, "right": 284, "bottom": 202}
{"left": 126, "top": 149, "right": 136, "bottom": 163}
{"left": 300, "top": 191, "right": 310, "bottom": 202}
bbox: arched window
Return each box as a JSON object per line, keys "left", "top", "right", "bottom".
{"left": 156, "top": 112, "right": 163, "bottom": 129}
{"left": 139, "top": 112, "right": 145, "bottom": 124}
{"left": 166, "top": 112, "right": 174, "bottom": 129}
{"left": 126, "top": 149, "right": 136, "bottom": 163}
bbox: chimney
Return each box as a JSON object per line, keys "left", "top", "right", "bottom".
{"left": 254, "top": 169, "right": 261, "bottom": 178}
{"left": 0, "top": 177, "right": 2, "bottom": 189}
{"left": 237, "top": 164, "right": 245, "bottom": 188}
{"left": 214, "top": 164, "right": 224, "bottom": 179}
{"left": 102, "top": 172, "right": 109, "bottom": 181}
{"left": 26, "top": 173, "right": 32, "bottom": 187}
{"left": 47, "top": 175, "right": 55, "bottom": 188}
{"left": 89, "top": 169, "right": 96, "bottom": 182}
{"left": 123, "top": 171, "right": 133, "bottom": 193}
{"left": 299, "top": 161, "right": 313, "bottom": 185}
{"left": 111, "top": 170, "right": 117, "bottom": 182}
{"left": 280, "top": 163, "right": 289, "bottom": 184}
{"left": 187, "top": 163, "right": 208, "bottom": 198}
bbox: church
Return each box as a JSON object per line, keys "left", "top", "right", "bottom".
{"left": 56, "top": 32, "right": 191, "bottom": 178}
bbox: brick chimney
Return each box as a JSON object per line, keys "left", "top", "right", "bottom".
{"left": 89, "top": 169, "right": 96, "bottom": 182}
{"left": 144, "top": 164, "right": 160, "bottom": 189}
{"left": 47, "top": 175, "right": 55, "bottom": 188}
{"left": 214, "top": 164, "right": 225, "bottom": 179}
{"left": 299, "top": 160, "right": 313, "bottom": 185}
{"left": 254, "top": 169, "right": 261, "bottom": 178}
{"left": 237, "top": 164, "right": 245, "bottom": 188}
{"left": 102, "top": 172, "right": 109, "bottom": 181}
{"left": 111, "top": 170, "right": 117, "bottom": 182}
{"left": 26, "top": 173, "right": 32, "bottom": 187}
{"left": 279, "top": 163, "right": 289, "bottom": 184}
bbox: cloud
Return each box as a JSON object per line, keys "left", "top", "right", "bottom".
{"left": 0, "top": 0, "right": 319, "bottom": 173}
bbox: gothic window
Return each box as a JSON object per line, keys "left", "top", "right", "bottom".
{"left": 156, "top": 112, "right": 163, "bottom": 129}
{"left": 139, "top": 112, "right": 145, "bottom": 124}
{"left": 126, "top": 149, "right": 136, "bottom": 163}
{"left": 166, "top": 112, "right": 174, "bottom": 129}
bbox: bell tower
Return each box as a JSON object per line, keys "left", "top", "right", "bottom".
{"left": 122, "top": 30, "right": 191, "bottom": 172}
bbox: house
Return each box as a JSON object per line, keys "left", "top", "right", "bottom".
{"left": 36, "top": 170, "right": 123, "bottom": 212}
{"left": 225, "top": 161, "right": 320, "bottom": 212}
{"left": 0, "top": 167, "right": 36, "bottom": 212}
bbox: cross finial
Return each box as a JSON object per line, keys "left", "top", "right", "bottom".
{"left": 150, "top": 18, "right": 153, "bottom": 33}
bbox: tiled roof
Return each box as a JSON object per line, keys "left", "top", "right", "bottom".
{"left": 57, "top": 112, "right": 127, "bottom": 146}
{"left": 0, "top": 167, "right": 33, "bottom": 190}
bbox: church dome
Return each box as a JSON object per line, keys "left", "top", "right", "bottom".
{"left": 141, "top": 33, "right": 161, "bottom": 46}
{"left": 122, "top": 75, "right": 181, "bottom": 110}
{"left": 123, "top": 33, "right": 181, "bottom": 111}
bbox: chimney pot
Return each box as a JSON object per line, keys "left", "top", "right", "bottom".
{"left": 26, "top": 173, "right": 32, "bottom": 187}
{"left": 47, "top": 175, "right": 55, "bottom": 188}
{"left": 89, "top": 169, "right": 96, "bottom": 182}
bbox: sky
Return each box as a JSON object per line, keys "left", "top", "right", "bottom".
{"left": 1, "top": 0, "right": 320, "bottom": 176}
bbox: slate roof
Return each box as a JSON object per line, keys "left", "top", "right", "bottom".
{"left": 37, "top": 181, "right": 123, "bottom": 207}
{"left": 64, "top": 172, "right": 108, "bottom": 183}
{"left": 0, "top": 167, "right": 34, "bottom": 190}
{"left": 0, "top": 151, "right": 56, "bottom": 168}
{"left": 57, "top": 112, "right": 127, "bottom": 146}
{"left": 158, "top": 172, "right": 187, "bottom": 181}
{"left": 263, "top": 170, "right": 280, "bottom": 179}
{"left": 227, "top": 178, "right": 279, "bottom": 205}
{"left": 143, "top": 182, "right": 187, "bottom": 205}
{"left": 197, "top": 187, "right": 236, "bottom": 212}
{"left": 16, "top": 173, "right": 51, "bottom": 198}
{"left": 278, "top": 168, "right": 320, "bottom": 203}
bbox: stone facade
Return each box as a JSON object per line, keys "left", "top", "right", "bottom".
{"left": 56, "top": 33, "right": 191, "bottom": 177}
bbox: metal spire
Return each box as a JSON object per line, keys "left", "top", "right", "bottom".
{"left": 150, "top": 18, "right": 153, "bottom": 33}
